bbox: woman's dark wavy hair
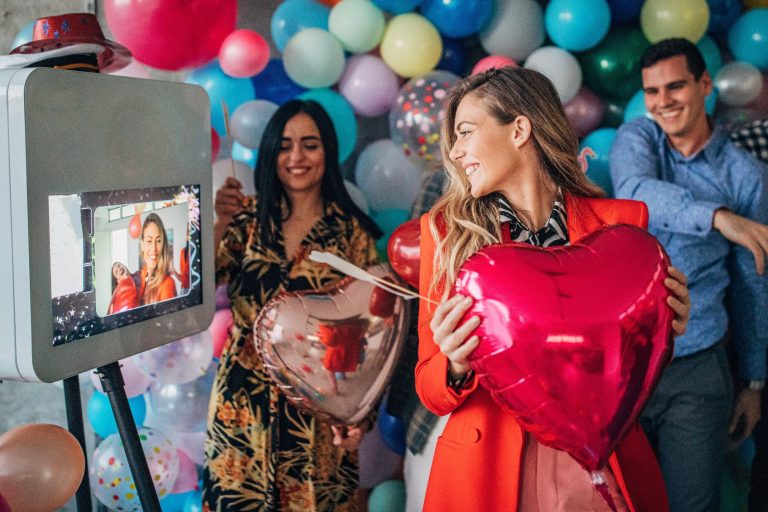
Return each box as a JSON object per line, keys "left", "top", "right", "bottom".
{"left": 255, "top": 99, "right": 382, "bottom": 245}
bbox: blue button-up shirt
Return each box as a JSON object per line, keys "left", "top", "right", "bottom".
{"left": 610, "top": 117, "right": 768, "bottom": 380}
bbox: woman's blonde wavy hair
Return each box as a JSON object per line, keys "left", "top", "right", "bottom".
{"left": 429, "top": 67, "right": 603, "bottom": 300}
{"left": 141, "top": 213, "right": 173, "bottom": 304}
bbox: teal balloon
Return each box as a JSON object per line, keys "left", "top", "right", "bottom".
{"left": 184, "top": 490, "right": 203, "bottom": 512}
{"left": 87, "top": 391, "right": 146, "bottom": 439}
{"left": 579, "top": 128, "right": 617, "bottom": 197}
{"left": 298, "top": 88, "right": 357, "bottom": 163}
{"left": 579, "top": 26, "right": 650, "bottom": 99}
{"left": 727, "top": 8, "right": 768, "bottom": 70}
{"left": 602, "top": 96, "right": 628, "bottom": 127}
{"left": 161, "top": 491, "right": 195, "bottom": 512}
{"left": 372, "top": 209, "right": 410, "bottom": 258}
{"left": 271, "top": 0, "right": 330, "bottom": 52}
{"left": 185, "top": 61, "right": 255, "bottom": 136}
{"left": 698, "top": 35, "right": 723, "bottom": 77}
{"left": 368, "top": 480, "right": 406, "bottom": 512}
{"left": 232, "top": 142, "right": 257, "bottom": 168}
{"left": 10, "top": 21, "right": 34, "bottom": 51}
{"left": 545, "top": 0, "right": 612, "bottom": 52}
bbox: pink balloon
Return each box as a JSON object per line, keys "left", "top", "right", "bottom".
{"left": 211, "top": 128, "right": 221, "bottom": 163}
{"left": 472, "top": 55, "right": 517, "bottom": 75}
{"left": 454, "top": 224, "right": 673, "bottom": 471}
{"left": 564, "top": 87, "right": 605, "bottom": 138}
{"left": 219, "top": 29, "right": 271, "bottom": 78}
{"left": 171, "top": 450, "right": 199, "bottom": 494}
{"left": 209, "top": 309, "right": 233, "bottom": 359}
{"left": 104, "top": 0, "right": 237, "bottom": 71}
{"left": 90, "top": 357, "right": 152, "bottom": 398}
{"left": 170, "top": 431, "right": 206, "bottom": 466}
{"left": 338, "top": 54, "right": 400, "bottom": 117}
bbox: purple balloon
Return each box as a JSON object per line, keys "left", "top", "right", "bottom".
{"left": 358, "top": 422, "right": 404, "bottom": 489}
{"left": 564, "top": 87, "right": 605, "bottom": 138}
{"left": 216, "top": 284, "right": 231, "bottom": 311}
{"left": 338, "top": 54, "right": 400, "bottom": 118}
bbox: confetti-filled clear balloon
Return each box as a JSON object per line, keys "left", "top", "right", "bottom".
{"left": 389, "top": 70, "right": 460, "bottom": 170}
{"left": 89, "top": 427, "right": 180, "bottom": 511}
{"left": 135, "top": 331, "right": 213, "bottom": 385}
{"left": 148, "top": 363, "right": 216, "bottom": 432}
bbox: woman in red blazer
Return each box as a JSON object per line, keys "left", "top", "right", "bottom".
{"left": 137, "top": 213, "right": 177, "bottom": 305}
{"left": 415, "top": 67, "right": 691, "bottom": 512}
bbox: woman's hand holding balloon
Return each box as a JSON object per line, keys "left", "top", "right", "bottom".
{"left": 429, "top": 294, "right": 481, "bottom": 380}
{"left": 214, "top": 176, "right": 245, "bottom": 248}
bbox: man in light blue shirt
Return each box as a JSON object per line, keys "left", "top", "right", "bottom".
{"left": 611, "top": 38, "right": 768, "bottom": 512}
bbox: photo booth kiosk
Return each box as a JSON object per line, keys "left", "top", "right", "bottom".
{"left": 0, "top": 67, "right": 215, "bottom": 511}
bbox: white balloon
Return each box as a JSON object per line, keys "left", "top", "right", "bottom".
{"left": 354, "top": 139, "right": 421, "bottom": 212}
{"left": 344, "top": 179, "right": 370, "bottom": 214}
{"left": 480, "top": 0, "right": 545, "bottom": 61}
{"left": 231, "top": 99, "right": 279, "bottom": 149}
{"left": 283, "top": 28, "right": 346, "bottom": 88}
{"left": 715, "top": 61, "right": 764, "bottom": 108}
{"left": 524, "top": 46, "right": 582, "bottom": 103}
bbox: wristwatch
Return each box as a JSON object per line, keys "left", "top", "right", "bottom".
{"left": 447, "top": 369, "right": 475, "bottom": 391}
{"left": 747, "top": 380, "right": 766, "bottom": 391}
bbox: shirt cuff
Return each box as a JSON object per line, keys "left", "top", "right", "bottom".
{"left": 683, "top": 200, "right": 723, "bottom": 236}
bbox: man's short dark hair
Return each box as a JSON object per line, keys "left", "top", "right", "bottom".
{"left": 640, "top": 38, "right": 707, "bottom": 80}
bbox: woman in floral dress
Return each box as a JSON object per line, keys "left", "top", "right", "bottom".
{"left": 203, "top": 100, "right": 382, "bottom": 511}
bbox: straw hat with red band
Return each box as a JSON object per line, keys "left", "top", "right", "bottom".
{"left": 10, "top": 13, "right": 131, "bottom": 73}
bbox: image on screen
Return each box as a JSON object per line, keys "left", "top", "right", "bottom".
{"left": 49, "top": 185, "right": 202, "bottom": 346}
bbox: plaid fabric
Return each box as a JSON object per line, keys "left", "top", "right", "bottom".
{"left": 730, "top": 118, "right": 768, "bottom": 163}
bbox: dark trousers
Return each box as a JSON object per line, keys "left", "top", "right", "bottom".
{"left": 748, "top": 389, "right": 768, "bottom": 511}
{"left": 640, "top": 342, "right": 733, "bottom": 512}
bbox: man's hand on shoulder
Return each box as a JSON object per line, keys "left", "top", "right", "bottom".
{"left": 713, "top": 208, "right": 768, "bottom": 275}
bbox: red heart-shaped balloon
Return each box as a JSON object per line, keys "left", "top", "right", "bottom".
{"left": 454, "top": 224, "right": 673, "bottom": 470}
{"left": 255, "top": 265, "right": 410, "bottom": 425}
{"left": 387, "top": 218, "right": 420, "bottom": 288}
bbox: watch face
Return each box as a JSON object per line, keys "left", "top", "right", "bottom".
{"left": 748, "top": 380, "right": 766, "bottom": 391}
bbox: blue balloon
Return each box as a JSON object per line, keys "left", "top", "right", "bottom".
{"left": 420, "top": 0, "right": 493, "bottom": 38}
{"left": 298, "top": 88, "right": 357, "bottom": 163}
{"left": 10, "top": 20, "right": 34, "bottom": 51}
{"left": 232, "top": 142, "right": 257, "bottom": 168}
{"left": 606, "top": 0, "right": 642, "bottom": 23}
{"left": 368, "top": 480, "right": 406, "bottom": 512}
{"left": 579, "top": 128, "right": 617, "bottom": 198}
{"left": 545, "top": 0, "right": 612, "bottom": 52}
{"left": 271, "top": 0, "right": 330, "bottom": 52}
{"left": 697, "top": 35, "right": 723, "bottom": 77}
{"left": 185, "top": 61, "right": 255, "bottom": 136}
{"left": 373, "top": 0, "right": 422, "bottom": 14}
{"left": 377, "top": 396, "right": 407, "bottom": 456}
{"left": 728, "top": 9, "right": 768, "bottom": 70}
{"left": 161, "top": 491, "right": 196, "bottom": 512}
{"left": 707, "top": 0, "right": 742, "bottom": 34}
{"left": 437, "top": 37, "right": 468, "bottom": 76}
{"left": 183, "top": 490, "right": 203, "bottom": 512}
{"left": 87, "top": 391, "right": 146, "bottom": 439}
{"left": 251, "top": 59, "right": 307, "bottom": 106}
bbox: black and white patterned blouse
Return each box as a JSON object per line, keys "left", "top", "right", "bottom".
{"left": 497, "top": 193, "right": 569, "bottom": 247}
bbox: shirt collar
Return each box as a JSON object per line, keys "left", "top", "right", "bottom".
{"left": 662, "top": 119, "right": 729, "bottom": 164}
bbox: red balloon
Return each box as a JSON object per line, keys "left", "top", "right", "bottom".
{"left": 211, "top": 128, "right": 220, "bottom": 162}
{"left": 128, "top": 213, "right": 142, "bottom": 239}
{"left": 454, "top": 224, "right": 674, "bottom": 471}
{"left": 219, "top": 29, "right": 271, "bottom": 78}
{"left": 387, "top": 219, "right": 420, "bottom": 288}
{"left": 472, "top": 55, "right": 517, "bottom": 75}
{"left": 104, "top": 0, "right": 237, "bottom": 71}
{"left": 0, "top": 493, "right": 10, "bottom": 512}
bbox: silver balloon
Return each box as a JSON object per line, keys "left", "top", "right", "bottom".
{"left": 148, "top": 363, "right": 216, "bottom": 432}
{"left": 715, "top": 61, "right": 764, "bottom": 107}
{"left": 254, "top": 265, "right": 409, "bottom": 425}
{"left": 231, "top": 99, "right": 279, "bottom": 149}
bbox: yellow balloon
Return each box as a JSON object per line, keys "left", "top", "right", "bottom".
{"left": 380, "top": 13, "right": 442, "bottom": 78}
{"left": 640, "top": 0, "right": 710, "bottom": 43}
{"left": 743, "top": 0, "right": 768, "bottom": 7}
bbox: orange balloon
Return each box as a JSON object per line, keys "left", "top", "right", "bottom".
{"left": 0, "top": 424, "right": 85, "bottom": 512}
{"left": 318, "top": 0, "right": 342, "bottom": 5}
{"left": 129, "top": 212, "right": 142, "bottom": 239}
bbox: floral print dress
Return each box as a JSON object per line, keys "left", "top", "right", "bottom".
{"left": 203, "top": 197, "right": 378, "bottom": 511}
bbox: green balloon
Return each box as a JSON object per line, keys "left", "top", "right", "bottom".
{"left": 579, "top": 26, "right": 650, "bottom": 100}
{"left": 368, "top": 480, "right": 406, "bottom": 512}
{"left": 602, "top": 96, "right": 629, "bottom": 128}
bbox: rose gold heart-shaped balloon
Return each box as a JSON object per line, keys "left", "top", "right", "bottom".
{"left": 254, "top": 265, "right": 410, "bottom": 425}
{"left": 454, "top": 224, "right": 674, "bottom": 470}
